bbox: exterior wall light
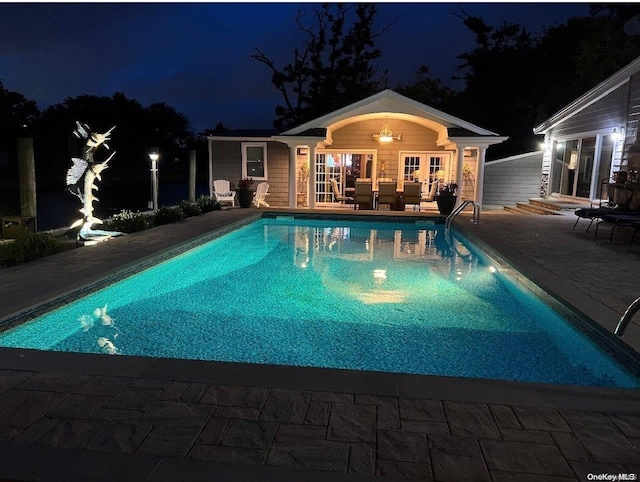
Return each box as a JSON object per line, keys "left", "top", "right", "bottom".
{"left": 610, "top": 127, "right": 624, "bottom": 142}
{"left": 373, "top": 124, "right": 401, "bottom": 143}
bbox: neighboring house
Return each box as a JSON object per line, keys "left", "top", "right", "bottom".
{"left": 208, "top": 89, "right": 507, "bottom": 211}
{"left": 534, "top": 55, "right": 640, "bottom": 202}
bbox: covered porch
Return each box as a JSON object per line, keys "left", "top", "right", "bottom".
{"left": 274, "top": 90, "right": 507, "bottom": 214}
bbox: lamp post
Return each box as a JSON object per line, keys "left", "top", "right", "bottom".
{"left": 149, "top": 151, "right": 159, "bottom": 212}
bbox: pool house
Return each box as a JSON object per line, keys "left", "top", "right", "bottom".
{"left": 207, "top": 90, "right": 507, "bottom": 212}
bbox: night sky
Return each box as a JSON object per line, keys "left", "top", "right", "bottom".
{"left": 0, "top": 2, "right": 591, "bottom": 132}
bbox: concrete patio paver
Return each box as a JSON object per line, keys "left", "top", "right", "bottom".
{"left": 0, "top": 207, "right": 638, "bottom": 480}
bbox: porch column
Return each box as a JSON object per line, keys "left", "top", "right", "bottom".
{"left": 474, "top": 146, "right": 487, "bottom": 222}
{"left": 455, "top": 146, "right": 466, "bottom": 206}
{"left": 309, "top": 147, "right": 316, "bottom": 209}
{"left": 289, "top": 145, "right": 297, "bottom": 208}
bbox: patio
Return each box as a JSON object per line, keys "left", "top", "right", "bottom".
{"left": 0, "top": 207, "right": 638, "bottom": 480}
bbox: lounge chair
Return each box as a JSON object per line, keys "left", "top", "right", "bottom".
{"left": 253, "top": 182, "right": 270, "bottom": 208}
{"left": 330, "top": 179, "right": 354, "bottom": 206}
{"left": 403, "top": 182, "right": 422, "bottom": 211}
{"left": 573, "top": 206, "right": 632, "bottom": 232}
{"left": 594, "top": 212, "right": 640, "bottom": 242}
{"left": 213, "top": 179, "right": 236, "bottom": 207}
{"left": 377, "top": 181, "right": 397, "bottom": 210}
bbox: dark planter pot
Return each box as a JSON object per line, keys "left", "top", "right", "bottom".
{"left": 435, "top": 194, "right": 456, "bottom": 216}
{"left": 236, "top": 188, "right": 254, "bottom": 208}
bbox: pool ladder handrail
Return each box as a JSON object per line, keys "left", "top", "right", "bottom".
{"left": 445, "top": 200, "right": 480, "bottom": 232}
{"left": 614, "top": 296, "right": 640, "bottom": 336}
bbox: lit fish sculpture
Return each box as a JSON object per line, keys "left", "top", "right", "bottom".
{"left": 66, "top": 121, "right": 122, "bottom": 242}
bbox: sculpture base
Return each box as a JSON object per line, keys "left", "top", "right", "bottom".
{"left": 78, "top": 228, "right": 125, "bottom": 246}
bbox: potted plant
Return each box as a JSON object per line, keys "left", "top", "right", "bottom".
{"left": 236, "top": 177, "right": 255, "bottom": 208}
{"left": 435, "top": 182, "right": 458, "bottom": 215}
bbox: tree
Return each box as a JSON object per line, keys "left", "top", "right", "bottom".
{"left": 395, "top": 66, "right": 459, "bottom": 112}
{"left": 0, "top": 80, "right": 40, "bottom": 214}
{"left": 535, "top": 13, "right": 640, "bottom": 123}
{"left": 453, "top": 13, "right": 542, "bottom": 159}
{"left": 200, "top": 122, "right": 230, "bottom": 137}
{"left": 253, "top": 3, "right": 395, "bottom": 130}
{"left": 0, "top": 79, "right": 40, "bottom": 151}
{"left": 33, "top": 93, "right": 195, "bottom": 189}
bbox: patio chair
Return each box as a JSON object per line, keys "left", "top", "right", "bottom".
{"left": 377, "top": 181, "right": 397, "bottom": 210}
{"left": 253, "top": 182, "right": 270, "bottom": 208}
{"left": 354, "top": 179, "right": 373, "bottom": 210}
{"left": 403, "top": 182, "right": 422, "bottom": 211}
{"left": 330, "top": 179, "right": 354, "bottom": 206}
{"left": 421, "top": 181, "right": 438, "bottom": 203}
{"left": 213, "top": 179, "right": 236, "bottom": 207}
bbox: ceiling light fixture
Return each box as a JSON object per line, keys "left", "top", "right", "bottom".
{"left": 373, "top": 124, "right": 401, "bottom": 143}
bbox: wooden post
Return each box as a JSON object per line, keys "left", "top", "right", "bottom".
{"left": 17, "top": 138, "right": 37, "bottom": 222}
{"left": 189, "top": 150, "right": 196, "bottom": 202}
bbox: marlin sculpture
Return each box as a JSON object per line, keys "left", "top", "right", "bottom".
{"left": 66, "top": 121, "right": 122, "bottom": 242}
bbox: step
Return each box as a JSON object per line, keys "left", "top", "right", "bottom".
{"left": 529, "top": 198, "right": 587, "bottom": 211}
{"left": 516, "top": 202, "right": 562, "bottom": 215}
{"left": 503, "top": 205, "right": 533, "bottom": 215}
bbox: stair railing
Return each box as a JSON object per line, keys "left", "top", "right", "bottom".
{"left": 445, "top": 200, "right": 480, "bottom": 232}
{"left": 614, "top": 296, "right": 640, "bottom": 336}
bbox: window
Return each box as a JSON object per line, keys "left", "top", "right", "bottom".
{"left": 402, "top": 155, "right": 421, "bottom": 181}
{"left": 242, "top": 143, "right": 267, "bottom": 180}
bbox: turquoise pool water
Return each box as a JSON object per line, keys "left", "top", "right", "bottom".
{"left": 1, "top": 218, "right": 638, "bottom": 388}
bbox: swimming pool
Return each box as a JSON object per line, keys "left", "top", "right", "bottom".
{"left": 1, "top": 217, "right": 638, "bottom": 388}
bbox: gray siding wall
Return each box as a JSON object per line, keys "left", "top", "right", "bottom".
{"left": 483, "top": 152, "right": 543, "bottom": 206}
{"left": 209, "top": 140, "right": 290, "bottom": 206}
{"left": 265, "top": 142, "right": 290, "bottom": 207}
{"left": 549, "top": 82, "right": 629, "bottom": 139}
{"left": 210, "top": 141, "right": 242, "bottom": 189}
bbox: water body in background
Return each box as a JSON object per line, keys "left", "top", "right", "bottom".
{"left": 37, "top": 181, "right": 210, "bottom": 231}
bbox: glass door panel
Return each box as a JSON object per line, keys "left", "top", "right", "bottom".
{"left": 550, "top": 142, "right": 565, "bottom": 194}
{"left": 560, "top": 140, "right": 579, "bottom": 196}
{"left": 576, "top": 137, "right": 596, "bottom": 198}
{"left": 315, "top": 153, "right": 365, "bottom": 203}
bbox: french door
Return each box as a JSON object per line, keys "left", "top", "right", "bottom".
{"left": 315, "top": 151, "right": 375, "bottom": 204}
{"left": 399, "top": 152, "right": 448, "bottom": 191}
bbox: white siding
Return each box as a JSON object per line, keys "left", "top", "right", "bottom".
{"left": 549, "top": 83, "right": 629, "bottom": 139}
{"left": 483, "top": 152, "right": 543, "bottom": 206}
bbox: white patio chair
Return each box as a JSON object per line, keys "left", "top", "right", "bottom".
{"left": 421, "top": 180, "right": 438, "bottom": 202}
{"left": 213, "top": 180, "right": 236, "bottom": 207}
{"left": 253, "top": 182, "right": 270, "bottom": 207}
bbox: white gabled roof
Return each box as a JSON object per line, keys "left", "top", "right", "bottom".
{"left": 534, "top": 55, "right": 640, "bottom": 135}
{"left": 280, "top": 89, "right": 500, "bottom": 137}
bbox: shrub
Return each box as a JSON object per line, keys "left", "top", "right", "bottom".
{"left": 178, "top": 200, "right": 202, "bottom": 218}
{"left": 196, "top": 195, "right": 221, "bottom": 213}
{"left": 153, "top": 206, "right": 184, "bottom": 226}
{"left": 105, "top": 209, "right": 150, "bottom": 233}
{"left": 0, "top": 232, "right": 66, "bottom": 268}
